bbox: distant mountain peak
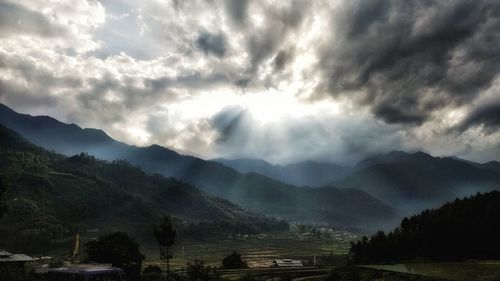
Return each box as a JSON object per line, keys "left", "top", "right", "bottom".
{"left": 481, "top": 161, "right": 500, "bottom": 172}
{"left": 0, "top": 103, "right": 395, "bottom": 230}
{"left": 355, "top": 150, "right": 437, "bottom": 169}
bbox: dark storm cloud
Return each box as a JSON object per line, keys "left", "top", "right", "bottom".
{"left": 208, "top": 106, "right": 405, "bottom": 164}
{"left": 0, "top": 47, "right": 230, "bottom": 125}
{"left": 273, "top": 49, "right": 293, "bottom": 72}
{"left": 0, "top": 53, "right": 82, "bottom": 89}
{"left": 0, "top": 1, "right": 67, "bottom": 37}
{"left": 0, "top": 80, "right": 59, "bottom": 107}
{"left": 457, "top": 101, "right": 500, "bottom": 132}
{"left": 373, "top": 105, "right": 426, "bottom": 125}
{"left": 0, "top": 52, "right": 80, "bottom": 110}
{"left": 225, "top": 0, "right": 248, "bottom": 26}
{"left": 210, "top": 106, "right": 251, "bottom": 143}
{"left": 318, "top": 0, "right": 500, "bottom": 125}
{"left": 196, "top": 32, "right": 227, "bottom": 58}
{"left": 237, "top": 0, "right": 310, "bottom": 87}
{"left": 145, "top": 72, "right": 230, "bottom": 91}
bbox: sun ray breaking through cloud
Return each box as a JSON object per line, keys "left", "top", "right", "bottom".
{"left": 0, "top": 0, "right": 499, "bottom": 164}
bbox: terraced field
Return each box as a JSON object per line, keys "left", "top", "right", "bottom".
{"left": 142, "top": 231, "right": 356, "bottom": 269}
{"left": 217, "top": 267, "right": 335, "bottom": 280}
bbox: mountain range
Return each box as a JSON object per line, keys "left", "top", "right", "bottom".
{"left": 217, "top": 150, "right": 500, "bottom": 214}
{"left": 0, "top": 103, "right": 394, "bottom": 231}
{"left": 2, "top": 103, "right": 500, "bottom": 231}
{"left": 0, "top": 124, "right": 284, "bottom": 253}
{"left": 334, "top": 150, "right": 500, "bottom": 212}
{"left": 213, "top": 158, "right": 351, "bottom": 187}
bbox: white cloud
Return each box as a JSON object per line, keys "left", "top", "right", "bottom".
{"left": 0, "top": 0, "right": 499, "bottom": 164}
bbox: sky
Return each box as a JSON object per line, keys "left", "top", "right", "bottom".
{"left": 0, "top": 0, "right": 499, "bottom": 165}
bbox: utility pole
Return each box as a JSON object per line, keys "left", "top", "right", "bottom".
{"left": 181, "top": 246, "right": 184, "bottom": 270}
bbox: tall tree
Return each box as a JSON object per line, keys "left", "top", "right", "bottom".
{"left": 0, "top": 176, "right": 7, "bottom": 218}
{"left": 154, "top": 215, "right": 177, "bottom": 279}
{"left": 85, "top": 232, "right": 144, "bottom": 281}
{"left": 222, "top": 251, "right": 247, "bottom": 269}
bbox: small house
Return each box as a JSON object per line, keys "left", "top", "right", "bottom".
{"left": 0, "top": 250, "right": 34, "bottom": 266}
{"left": 0, "top": 250, "right": 34, "bottom": 274}
{"left": 272, "top": 259, "right": 303, "bottom": 267}
{"left": 48, "top": 265, "right": 125, "bottom": 281}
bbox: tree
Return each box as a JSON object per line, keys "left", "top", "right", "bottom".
{"left": 0, "top": 176, "right": 7, "bottom": 218}
{"left": 85, "top": 232, "right": 144, "bottom": 281}
{"left": 222, "top": 251, "right": 247, "bottom": 269}
{"left": 154, "top": 215, "right": 177, "bottom": 279}
{"left": 142, "top": 265, "right": 164, "bottom": 281}
{"left": 186, "top": 260, "right": 221, "bottom": 281}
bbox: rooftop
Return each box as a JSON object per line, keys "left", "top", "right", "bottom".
{"left": 0, "top": 250, "right": 34, "bottom": 263}
{"left": 49, "top": 265, "right": 123, "bottom": 274}
{"left": 272, "top": 259, "right": 304, "bottom": 267}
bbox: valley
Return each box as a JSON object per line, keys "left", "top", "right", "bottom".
{"left": 3, "top": 2, "right": 500, "bottom": 280}
{"left": 1, "top": 104, "right": 500, "bottom": 281}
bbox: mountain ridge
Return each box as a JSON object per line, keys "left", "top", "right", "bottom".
{"left": 0, "top": 103, "right": 394, "bottom": 231}
{"left": 0, "top": 124, "right": 289, "bottom": 253}
{"left": 214, "top": 158, "right": 351, "bottom": 187}
{"left": 334, "top": 150, "right": 500, "bottom": 211}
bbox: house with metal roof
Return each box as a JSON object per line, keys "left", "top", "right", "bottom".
{"left": 0, "top": 250, "right": 34, "bottom": 264}
{"left": 272, "top": 259, "right": 304, "bottom": 267}
{"left": 48, "top": 265, "right": 125, "bottom": 281}
{"left": 0, "top": 250, "right": 34, "bottom": 276}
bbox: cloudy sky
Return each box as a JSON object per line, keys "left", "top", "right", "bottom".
{"left": 0, "top": 0, "right": 499, "bottom": 164}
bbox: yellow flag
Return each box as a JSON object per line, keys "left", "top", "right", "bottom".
{"left": 73, "top": 233, "right": 80, "bottom": 258}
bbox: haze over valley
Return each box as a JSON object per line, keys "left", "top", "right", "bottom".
{"left": 1, "top": 1, "right": 500, "bottom": 280}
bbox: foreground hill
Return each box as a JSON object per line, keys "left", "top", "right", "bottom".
{"left": 351, "top": 191, "right": 500, "bottom": 262}
{"left": 334, "top": 151, "right": 500, "bottom": 210}
{"left": 0, "top": 103, "right": 394, "bottom": 230}
{"left": 0, "top": 125, "right": 286, "bottom": 254}
{"left": 214, "top": 158, "right": 351, "bottom": 187}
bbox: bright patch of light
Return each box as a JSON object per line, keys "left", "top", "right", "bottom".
{"left": 166, "top": 88, "right": 343, "bottom": 125}
{"left": 126, "top": 126, "right": 150, "bottom": 145}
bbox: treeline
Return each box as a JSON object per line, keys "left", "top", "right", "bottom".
{"left": 351, "top": 191, "right": 500, "bottom": 263}
{"left": 181, "top": 217, "right": 289, "bottom": 238}
{"left": 0, "top": 126, "right": 291, "bottom": 254}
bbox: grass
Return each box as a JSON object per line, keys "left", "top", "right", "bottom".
{"left": 141, "top": 230, "right": 356, "bottom": 269}
{"left": 361, "top": 262, "right": 500, "bottom": 281}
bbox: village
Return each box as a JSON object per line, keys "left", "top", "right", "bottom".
{"left": 0, "top": 223, "right": 356, "bottom": 281}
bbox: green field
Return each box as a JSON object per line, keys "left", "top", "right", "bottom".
{"left": 141, "top": 230, "right": 356, "bottom": 269}
{"left": 361, "top": 262, "right": 500, "bottom": 281}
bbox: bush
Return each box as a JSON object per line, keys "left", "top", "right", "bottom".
{"left": 143, "top": 265, "right": 162, "bottom": 274}
{"left": 222, "top": 251, "right": 247, "bottom": 269}
{"left": 186, "top": 260, "right": 221, "bottom": 281}
{"left": 85, "top": 232, "right": 145, "bottom": 281}
{"left": 142, "top": 265, "right": 165, "bottom": 281}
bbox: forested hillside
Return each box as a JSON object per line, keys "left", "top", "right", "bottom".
{"left": 335, "top": 151, "right": 500, "bottom": 210}
{"left": 0, "top": 103, "right": 395, "bottom": 230}
{"left": 0, "top": 125, "right": 287, "bottom": 254}
{"left": 350, "top": 191, "right": 500, "bottom": 262}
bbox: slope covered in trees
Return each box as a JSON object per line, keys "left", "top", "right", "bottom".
{"left": 335, "top": 151, "right": 500, "bottom": 210}
{"left": 0, "top": 125, "right": 287, "bottom": 254}
{"left": 0, "top": 103, "right": 395, "bottom": 230}
{"left": 350, "top": 191, "right": 500, "bottom": 262}
{"left": 214, "top": 158, "right": 351, "bottom": 187}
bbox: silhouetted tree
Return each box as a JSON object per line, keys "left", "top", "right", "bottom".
{"left": 186, "top": 260, "right": 221, "bottom": 281}
{"left": 222, "top": 251, "right": 247, "bottom": 269}
{"left": 142, "top": 265, "right": 164, "bottom": 281}
{"left": 85, "top": 232, "right": 144, "bottom": 281}
{"left": 0, "top": 176, "right": 7, "bottom": 218}
{"left": 350, "top": 191, "right": 500, "bottom": 263}
{"left": 154, "top": 215, "right": 177, "bottom": 279}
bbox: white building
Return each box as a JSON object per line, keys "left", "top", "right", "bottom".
{"left": 272, "top": 259, "right": 303, "bottom": 267}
